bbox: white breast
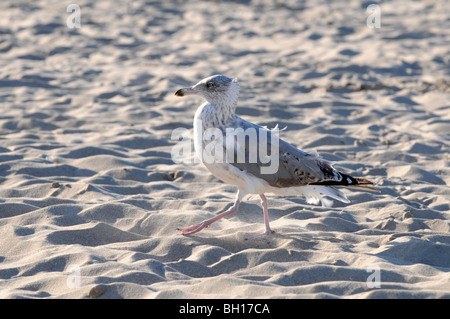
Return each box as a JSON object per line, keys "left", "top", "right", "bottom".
{"left": 193, "top": 101, "right": 269, "bottom": 199}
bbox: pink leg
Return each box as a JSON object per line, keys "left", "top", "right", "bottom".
{"left": 177, "top": 199, "right": 240, "bottom": 236}
{"left": 246, "top": 194, "right": 273, "bottom": 240}
{"left": 260, "top": 194, "right": 273, "bottom": 236}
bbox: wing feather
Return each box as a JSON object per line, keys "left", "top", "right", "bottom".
{"left": 222, "top": 116, "right": 378, "bottom": 192}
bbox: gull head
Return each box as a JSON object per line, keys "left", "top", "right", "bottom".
{"left": 175, "top": 74, "right": 239, "bottom": 107}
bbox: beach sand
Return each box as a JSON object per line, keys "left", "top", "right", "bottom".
{"left": 0, "top": 0, "right": 449, "bottom": 298}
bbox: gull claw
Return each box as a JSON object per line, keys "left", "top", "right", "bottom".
{"left": 177, "top": 221, "right": 209, "bottom": 236}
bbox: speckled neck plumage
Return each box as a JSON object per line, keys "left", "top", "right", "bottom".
{"left": 197, "top": 100, "right": 237, "bottom": 129}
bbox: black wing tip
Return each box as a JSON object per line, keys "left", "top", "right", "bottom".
{"left": 310, "top": 173, "right": 380, "bottom": 193}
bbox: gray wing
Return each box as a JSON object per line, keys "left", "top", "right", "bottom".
{"left": 221, "top": 116, "right": 342, "bottom": 188}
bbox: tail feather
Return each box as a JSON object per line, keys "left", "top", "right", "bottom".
{"left": 344, "top": 184, "right": 380, "bottom": 193}
{"left": 300, "top": 185, "right": 349, "bottom": 208}
{"left": 312, "top": 186, "right": 350, "bottom": 204}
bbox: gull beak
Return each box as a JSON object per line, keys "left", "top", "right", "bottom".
{"left": 175, "top": 87, "right": 198, "bottom": 97}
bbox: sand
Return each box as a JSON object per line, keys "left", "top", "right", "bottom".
{"left": 0, "top": 0, "right": 449, "bottom": 299}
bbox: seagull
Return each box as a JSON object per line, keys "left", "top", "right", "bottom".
{"left": 175, "top": 74, "right": 379, "bottom": 238}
